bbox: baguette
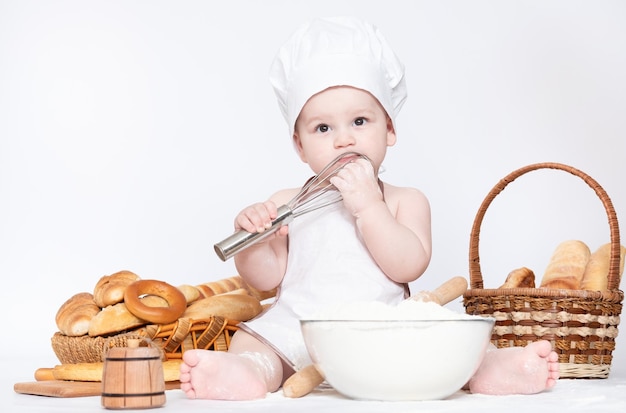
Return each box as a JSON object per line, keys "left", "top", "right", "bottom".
{"left": 195, "top": 276, "right": 247, "bottom": 297}
{"left": 580, "top": 243, "right": 626, "bottom": 291}
{"left": 540, "top": 240, "right": 591, "bottom": 289}
{"left": 196, "top": 276, "right": 277, "bottom": 302}
{"left": 183, "top": 293, "right": 263, "bottom": 321}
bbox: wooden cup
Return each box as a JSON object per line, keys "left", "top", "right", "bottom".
{"left": 101, "top": 339, "right": 166, "bottom": 409}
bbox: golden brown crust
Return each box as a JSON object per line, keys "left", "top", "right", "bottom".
{"left": 540, "top": 240, "right": 591, "bottom": 290}
{"left": 93, "top": 270, "right": 140, "bottom": 308}
{"left": 177, "top": 284, "right": 201, "bottom": 303}
{"left": 55, "top": 292, "right": 101, "bottom": 336}
{"left": 580, "top": 243, "right": 626, "bottom": 291}
{"left": 124, "top": 280, "right": 187, "bottom": 324}
{"left": 182, "top": 293, "right": 263, "bottom": 321}
{"left": 499, "top": 267, "right": 536, "bottom": 288}
{"left": 195, "top": 276, "right": 246, "bottom": 297}
{"left": 196, "top": 276, "right": 277, "bottom": 302}
{"left": 88, "top": 302, "right": 146, "bottom": 336}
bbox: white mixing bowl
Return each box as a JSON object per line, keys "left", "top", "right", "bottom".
{"left": 300, "top": 317, "right": 495, "bottom": 401}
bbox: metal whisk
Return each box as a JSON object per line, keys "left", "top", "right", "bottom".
{"left": 214, "top": 152, "right": 369, "bottom": 261}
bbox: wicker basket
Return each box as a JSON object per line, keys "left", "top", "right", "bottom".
{"left": 463, "top": 162, "right": 623, "bottom": 379}
{"left": 52, "top": 316, "right": 240, "bottom": 364}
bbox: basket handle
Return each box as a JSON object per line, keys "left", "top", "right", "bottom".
{"left": 469, "top": 162, "right": 621, "bottom": 290}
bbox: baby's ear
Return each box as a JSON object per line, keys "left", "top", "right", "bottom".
{"left": 292, "top": 133, "right": 308, "bottom": 162}
{"left": 386, "top": 117, "right": 397, "bottom": 146}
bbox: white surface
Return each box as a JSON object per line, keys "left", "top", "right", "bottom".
{"left": 2, "top": 1, "right": 626, "bottom": 412}
{"left": 5, "top": 355, "right": 626, "bottom": 413}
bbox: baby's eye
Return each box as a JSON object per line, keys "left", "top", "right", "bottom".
{"left": 353, "top": 117, "right": 367, "bottom": 126}
{"left": 315, "top": 124, "right": 330, "bottom": 133}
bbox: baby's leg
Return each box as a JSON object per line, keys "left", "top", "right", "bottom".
{"left": 468, "top": 340, "right": 560, "bottom": 395}
{"left": 179, "top": 330, "right": 284, "bottom": 400}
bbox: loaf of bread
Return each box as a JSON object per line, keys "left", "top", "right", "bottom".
{"left": 196, "top": 276, "right": 277, "bottom": 302}
{"left": 540, "top": 240, "right": 591, "bottom": 289}
{"left": 499, "top": 267, "right": 536, "bottom": 288}
{"left": 580, "top": 243, "right": 626, "bottom": 291}
{"left": 195, "top": 276, "right": 247, "bottom": 297}
{"left": 88, "top": 295, "right": 168, "bottom": 336}
{"left": 55, "top": 292, "right": 101, "bottom": 336}
{"left": 93, "top": 270, "right": 140, "bottom": 308}
{"left": 182, "top": 293, "right": 263, "bottom": 321}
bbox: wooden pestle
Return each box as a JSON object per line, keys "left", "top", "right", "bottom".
{"left": 282, "top": 276, "right": 469, "bottom": 398}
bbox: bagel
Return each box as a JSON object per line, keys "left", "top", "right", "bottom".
{"left": 124, "top": 279, "right": 187, "bottom": 324}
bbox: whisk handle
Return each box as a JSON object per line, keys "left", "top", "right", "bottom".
{"left": 214, "top": 205, "right": 294, "bottom": 261}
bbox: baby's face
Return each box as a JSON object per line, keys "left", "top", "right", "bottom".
{"left": 293, "top": 86, "right": 396, "bottom": 175}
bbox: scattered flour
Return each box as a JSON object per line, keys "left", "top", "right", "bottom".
{"left": 310, "top": 299, "right": 478, "bottom": 321}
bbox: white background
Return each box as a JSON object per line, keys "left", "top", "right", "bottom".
{"left": 1, "top": 0, "right": 625, "bottom": 381}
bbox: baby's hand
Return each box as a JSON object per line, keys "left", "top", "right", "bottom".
{"left": 234, "top": 201, "right": 290, "bottom": 241}
{"left": 235, "top": 201, "right": 278, "bottom": 233}
{"left": 330, "top": 158, "right": 383, "bottom": 216}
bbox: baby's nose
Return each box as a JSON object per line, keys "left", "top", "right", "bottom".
{"left": 334, "top": 130, "right": 356, "bottom": 147}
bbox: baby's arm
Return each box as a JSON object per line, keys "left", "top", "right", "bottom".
{"left": 358, "top": 187, "right": 432, "bottom": 283}
{"left": 331, "top": 159, "right": 432, "bottom": 283}
{"left": 232, "top": 190, "right": 293, "bottom": 292}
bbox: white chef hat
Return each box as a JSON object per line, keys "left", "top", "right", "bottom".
{"left": 269, "top": 16, "right": 407, "bottom": 138}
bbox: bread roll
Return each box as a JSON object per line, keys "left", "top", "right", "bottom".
{"left": 540, "top": 240, "right": 591, "bottom": 289}
{"left": 88, "top": 296, "right": 167, "bottom": 337}
{"left": 580, "top": 243, "right": 626, "bottom": 291}
{"left": 56, "top": 292, "right": 101, "bottom": 336}
{"left": 499, "top": 267, "right": 536, "bottom": 288}
{"left": 93, "top": 270, "right": 140, "bottom": 308}
{"left": 182, "top": 293, "right": 263, "bottom": 321}
{"left": 177, "top": 284, "right": 201, "bottom": 303}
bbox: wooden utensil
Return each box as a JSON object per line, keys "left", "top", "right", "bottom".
{"left": 282, "top": 276, "right": 469, "bottom": 398}
{"left": 14, "top": 381, "right": 181, "bottom": 398}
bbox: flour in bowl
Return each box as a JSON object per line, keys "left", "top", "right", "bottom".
{"left": 310, "top": 299, "right": 478, "bottom": 321}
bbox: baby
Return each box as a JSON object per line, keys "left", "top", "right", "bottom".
{"left": 180, "top": 16, "right": 559, "bottom": 400}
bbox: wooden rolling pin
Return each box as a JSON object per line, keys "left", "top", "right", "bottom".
{"left": 34, "top": 359, "right": 182, "bottom": 383}
{"left": 282, "top": 276, "right": 469, "bottom": 398}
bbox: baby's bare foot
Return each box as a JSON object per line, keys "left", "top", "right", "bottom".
{"left": 179, "top": 349, "right": 268, "bottom": 400}
{"left": 469, "top": 340, "right": 560, "bottom": 395}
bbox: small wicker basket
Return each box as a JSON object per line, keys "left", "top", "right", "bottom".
{"left": 52, "top": 316, "right": 240, "bottom": 364}
{"left": 463, "top": 162, "right": 623, "bottom": 379}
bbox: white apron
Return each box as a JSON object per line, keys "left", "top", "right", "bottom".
{"left": 240, "top": 201, "right": 407, "bottom": 370}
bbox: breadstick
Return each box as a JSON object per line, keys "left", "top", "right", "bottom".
{"left": 35, "top": 360, "right": 182, "bottom": 382}
{"left": 540, "top": 240, "right": 590, "bottom": 289}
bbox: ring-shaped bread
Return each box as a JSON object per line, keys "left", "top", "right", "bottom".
{"left": 124, "top": 280, "right": 187, "bottom": 324}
